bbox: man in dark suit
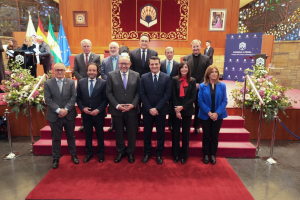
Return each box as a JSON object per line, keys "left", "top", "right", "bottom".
{"left": 183, "top": 39, "right": 210, "bottom": 134}
{"left": 101, "top": 42, "right": 120, "bottom": 132}
{"left": 73, "top": 39, "right": 101, "bottom": 80}
{"left": 130, "top": 34, "right": 158, "bottom": 126}
{"left": 44, "top": 63, "right": 79, "bottom": 169}
{"left": 77, "top": 63, "right": 108, "bottom": 163}
{"left": 106, "top": 56, "right": 140, "bottom": 164}
{"left": 160, "top": 47, "right": 179, "bottom": 131}
{"left": 140, "top": 56, "right": 172, "bottom": 165}
{"left": 204, "top": 40, "right": 214, "bottom": 65}
{"left": 36, "top": 35, "right": 53, "bottom": 74}
{"left": 73, "top": 39, "right": 101, "bottom": 131}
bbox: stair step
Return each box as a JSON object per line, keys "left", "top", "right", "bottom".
{"left": 40, "top": 126, "right": 250, "bottom": 142}
{"left": 74, "top": 114, "right": 245, "bottom": 128}
{"left": 33, "top": 139, "right": 256, "bottom": 158}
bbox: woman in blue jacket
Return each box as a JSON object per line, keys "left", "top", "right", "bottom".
{"left": 198, "top": 66, "right": 228, "bottom": 164}
{"left": 21, "top": 36, "right": 37, "bottom": 77}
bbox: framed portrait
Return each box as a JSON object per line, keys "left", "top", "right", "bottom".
{"left": 209, "top": 9, "right": 227, "bottom": 31}
{"left": 73, "top": 11, "right": 88, "bottom": 27}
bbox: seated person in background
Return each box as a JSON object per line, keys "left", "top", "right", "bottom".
{"left": 21, "top": 36, "right": 37, "bottom": 77}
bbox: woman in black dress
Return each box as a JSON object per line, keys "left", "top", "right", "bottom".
{"left": 171, "top": 61, "right": 196, "bottom": 164}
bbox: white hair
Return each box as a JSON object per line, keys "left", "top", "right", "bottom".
{"left": 191, "top": 39, "right": 201, "bottom": 46}
{"left": 81, "top": 39, "right": 92, "bottom": 47}
{"left": 109, "top": 42, "right": 119, "bottom": 48}
{"left": 36, "top": 35, "right": 44, "bottom": 41}
{"left": 165, "top": 47, "right": 174, "bottom": 53}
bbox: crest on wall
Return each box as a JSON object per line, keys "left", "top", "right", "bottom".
{"left": 140, "top": 4, "right": 157, "bottom": 28}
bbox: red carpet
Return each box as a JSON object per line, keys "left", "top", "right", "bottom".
{"left": 26, "top": 155, "right": 254, "bottom": 200}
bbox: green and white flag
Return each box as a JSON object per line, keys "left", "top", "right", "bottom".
{"left": 47, "top": 17, "right": 62, "bottom": 64}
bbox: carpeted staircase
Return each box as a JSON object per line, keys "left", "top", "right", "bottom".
{"left": 33, "top": 114, "right": 256, "bottom": 158}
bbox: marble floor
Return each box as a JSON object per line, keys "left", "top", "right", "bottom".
{"left": 0, "top": 137, "right": 299, "bottom": 200}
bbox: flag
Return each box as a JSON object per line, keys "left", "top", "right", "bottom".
{"left": 47, "top": 18, "right": 62, "bottom": 63}
{"left": 26, "top": 13, "right": 36, "bottom": 38}
{"left": 57, "top": 20, "right": 72, "bottom": 67}
{"left": 37, "top": 17, "right": 48, "bottom": 44}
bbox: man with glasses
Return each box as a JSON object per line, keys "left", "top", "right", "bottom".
{"left": 44, "top": 63, "right": 79, "bottom": 169}
{"left": 73, "top": 39, "right": 101, "bottom": 131}
{"left": 77, "top": 63, "right": 108, "bottom": 163}
{"left": 106, "top": 56, "right": 140, "bottom": 164}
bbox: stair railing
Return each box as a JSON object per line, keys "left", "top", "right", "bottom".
{"left": 242, "top": 75, "right": 265, "bottom": 157}
{"left": 27, "top": 74, "right": 47, "bottom": 154}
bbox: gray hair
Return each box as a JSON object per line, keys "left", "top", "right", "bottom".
{"left": 165, "top": 47, "right": 174, "bottom": 53}
{"left": 109, "top": 42, "right": 119, "bottom": 48}
{"left": 53, "top": 63, "right": 66, "bottom": 70}
{"left": 119, "top": 55, "right": 130, "bottom": 63}
{"left": 191, "top": 39, "right": 201, "bottom": 47}
{"left": 81, "top": 39, "right": 92, "bottom": 47}
{"left": 36, "top": 35, "right": 44, "bottom": 41}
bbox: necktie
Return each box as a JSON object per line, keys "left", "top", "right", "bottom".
{"left": 142, "top": 50, "right": 145, "bottom": 67}
{"left": 123, "top": 73, "right": 127, "bottom": 89}
{"left": 89, "top": 80, "right": 94, "bottom": 97}
{"left": 85, "top": 54, "right": 89, "bottom": 68}
{"left": 153, "top": 74, "right": 158, "bottom": 90}
{"left": 167, "top": 61, "right": 171, "bottom": 75}
{"left": 113, "top": 57, "right": 116, "bottom": 71}
{"left": 58, "top": 80, "right": 62, "bottom": 94}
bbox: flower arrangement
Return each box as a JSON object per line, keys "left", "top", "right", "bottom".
{"left": 2, "top": 61, "right": 49, "bottom": 118}
{"left": 231, "top": 64, "right": 297, "bottom": 123}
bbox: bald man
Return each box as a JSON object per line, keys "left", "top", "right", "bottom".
{"left": 44, "top": 63, "right": 79, "bottom": 169}
{"left": 36, "top": 35, "right": 53, "bottom": 74}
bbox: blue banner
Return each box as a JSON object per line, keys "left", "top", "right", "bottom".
{"left": 223, "top": 33, "right": 263, "bottom": 82}
{"left": 57, "top": 20, "right": 72, "bottom": 67}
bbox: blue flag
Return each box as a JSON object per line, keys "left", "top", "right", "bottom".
{"left": 57, "top": 20, "right": 71, "bottom": 67}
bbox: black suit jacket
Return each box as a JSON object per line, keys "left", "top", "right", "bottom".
{"left": 76, "top": 77, "right": 108, "bottom": 120}
{"left": 204, "top": 47, "right": 214, "bottom": 65}
{"left": 160, "top": 59, "right": 179, "bottom": 78}
{"left": 183, "top": 53, "right": 210, "bottom": 84}
{"left": 130, "top": 48, "right": 158, "bottom": 77}
{"left": 170, "top": 77, "right": 197, "bottom": 116}
{"left": 140, "top": 72, "right": 171, "bottom": 115}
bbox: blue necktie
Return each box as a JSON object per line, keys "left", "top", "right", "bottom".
{"left": 113, "top": 57, "right": 116, "bottom": 71}
{"left": 142, "top": 50, "right": 145, "bottom": 67}
{"left": 167, "top": 61, "right": 171, "bottom": 75}
{"left": 153, "top": 74, "right": 157, "bottom": 90}
{"left": 89, "top": 80, "right": 94, "bottom": 97}
{"left": 122, "top": 73, "right": 127, "bottom": 89}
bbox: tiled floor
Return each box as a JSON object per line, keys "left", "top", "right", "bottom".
{"left": 0, "top": 137, "right": 299, "bottom": 200}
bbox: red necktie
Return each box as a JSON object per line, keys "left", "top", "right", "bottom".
{"left": 85, "top": 54, "right": 88, "bottom": 68}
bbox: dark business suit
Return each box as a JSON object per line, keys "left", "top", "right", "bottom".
{"left": 106, "top": 69, "right": 140, "bottom": 155}
{"left": 198, "top": 82, "right": 228, "bottom": 155}
{"left": 183, "top": 53, "right": 210, "bottom": 129}
{"left": 73, "top": 52, "right": 101, "bottom": 80}
{"left": 170, "top": 77, "right": 196, "bottom": 159}
{"left": 140, "top": 72, "right": 171, "bottom": 156}
{"left": 101, "top": 55, "right": 119, "bottom": 80}
{"left": 44, "top": 77, "right": 77, "bottom": 159}
{"left": 77, "top": 77, "right": 108, "bottom": 156}
{"left": 204, "top": 46, "right": 214, "bottom": 65}
{"left": 160, "top": 59, "right": 179, "bottom": 127}
{"left": 38, "top": 41, "right": 53, "bottom": 74}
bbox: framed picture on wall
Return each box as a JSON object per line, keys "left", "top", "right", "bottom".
{"left": 209, "top": 9, "right": 227, "bottom": 31}
{"left": 73, "top": 11, "right": 88, "bottom": 27}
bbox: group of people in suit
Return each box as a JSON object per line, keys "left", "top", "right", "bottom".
{"left": 45, "top": 35, "right": 226, "bottom": 169}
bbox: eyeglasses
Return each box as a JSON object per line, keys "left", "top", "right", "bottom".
{"left": 55, "top": 69, "right": 65, "bottom": 72}
{"left": 119, "top": 63, "right": 129, "bottom": 66}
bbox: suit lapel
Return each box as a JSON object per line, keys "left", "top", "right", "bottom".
{"left": 205, "top": 84, "right": 212, "bottom": 106}
{"left": 161, "top": 60, "right": 166, "bottom": 73}
{"left": 126, "top": 70, "right": 133, "bottom": 91}
{"left": 155, "top": 72, "right": 164, "bottom": 92}
{"left": 91, "top": 78, "right": 101, "bottom": 97}
{"left": 89, "top": 53, "right": 94, "bottom": 63}
{"left": 80, "top": 53, "right": 85, "bottom": 68}
{"left": 109, "top": 56, "right": 114, "bottom": 71}
{"left": 136, "top": 49, "right": 143, "bottom": 67}
{"left": 115, "top": 70, "right": 125, "bottom": 90}
{"left": 146, "top": 49, "right": 150, "bottom": 64}
{"left": 171, "top": 61, "right": 177, "bottom": 76}
{"left": 115, "top": 55, "right": 120, "bottom": 70}
{"left": 52, "top": 78, "right": 60, "bottom": 96}
{"left": 61, "top": 78, "right": 68, "bottom": 98}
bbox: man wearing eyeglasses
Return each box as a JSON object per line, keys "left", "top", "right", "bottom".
{"left": 77, "top": 63, "right": 108, "bottom": 163}
{"left": 44, "top": 63, "right": 79, "bottom": 169}
{"left": 106, "top": 56, "right": 140, "bottom": 164}
{"left": 73, "top": 39, "right": 101, "bottom": 131}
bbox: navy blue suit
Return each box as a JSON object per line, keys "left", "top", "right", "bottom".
{"left": 140, "top": 71, "right": 171, "bottom": 156}
{"left": 77, "top": 77, "right": 108, "bottom": 156}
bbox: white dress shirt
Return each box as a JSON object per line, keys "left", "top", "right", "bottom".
{"left": 152, "top": 71, "right": 160, "bottom": 81}
{"left": 84, "top": 52, "right": 91, "bottom": 63}
{"left": 140, "top": 48, "right": 147, "bottom": 61}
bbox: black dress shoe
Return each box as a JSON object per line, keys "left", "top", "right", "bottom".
{"left": 83, "top": 155, "right": 93, "bottom": 163}
{"left": 78, "top": 126, "right": 84, "bottom": 132}
{"left": 108, "top": 125, "right": 114, "bottom": 132}
{"left": 195, "top": 128, "right": 200, "bottom": 134}
{"left": 52, "top": 159, "right": 59, "bottom": 169}
{"left": 181, "top": 158, "right": 187, "bottom": 164}
{"left": 72, "top": 156, "right": 79, "bottom": 164}
{"left": 99, "top": 155, "right": 105, "bottom": 163}
{"left": 157, "top": 156, "right": 163, "bottom": 165}
{"left": 173, "top": 156, "right": 179, "bottom": 163}
{"left": 210, "top": 155, "right": 216, "bottom": 164}
{"left": 114, "top": 154, "right": 125, "bottom": 163}
{"left": 142, "top": 155, "right": 150, "bottom": 163}
{"left": 203, "top": 155, "right": 209, "bottom": 164}
{"left": 128, "top": 154, "right": 135, "bottom": 164}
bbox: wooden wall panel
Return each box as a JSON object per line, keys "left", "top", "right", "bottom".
{"left": 261, "top": 35, "right": 275, "bottom": 67}
{"left": 59, "top": 0, "right": 239, "bottom": 55}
